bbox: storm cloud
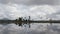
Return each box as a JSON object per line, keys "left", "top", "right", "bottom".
{"left": 0, "top": 0, "right": 60, "bottom": 5}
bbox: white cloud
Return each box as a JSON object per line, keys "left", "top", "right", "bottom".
{"left": 0, "top": 4, "right": 56, "bottom": 19}
{"left": 0, "top": 4, "right": 60, "bottom": 20}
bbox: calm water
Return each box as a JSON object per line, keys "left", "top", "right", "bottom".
{"left": 0, "top": 23, "right": 60, "bottom": 34}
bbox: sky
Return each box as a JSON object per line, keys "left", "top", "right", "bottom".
{"left": 0, "top": 0, "right": 60, "bottom": 20}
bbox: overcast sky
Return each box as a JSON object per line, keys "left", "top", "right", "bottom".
{"left": 0, "top": 0, "right": 60, "bottom": 20}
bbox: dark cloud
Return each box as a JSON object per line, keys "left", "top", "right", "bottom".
{"left": 0, "top": 0, "right": 60, "bottom": 5}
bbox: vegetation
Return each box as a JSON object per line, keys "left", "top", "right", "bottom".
{"left": 0, "top": 16, "right": 60, "bottom": 28}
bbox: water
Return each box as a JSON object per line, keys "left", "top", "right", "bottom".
{"left": 0, "top": 23, "right": 60, "bottom": 34}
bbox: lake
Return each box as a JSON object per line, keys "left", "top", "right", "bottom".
{"left": 0, "top": 23, "right": 60, "bottom": 34}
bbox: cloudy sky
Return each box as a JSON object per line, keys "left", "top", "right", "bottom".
{"left": 0, "top": 0, "right": 60, "bottom": 20}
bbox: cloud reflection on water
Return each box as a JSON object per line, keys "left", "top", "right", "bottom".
{"left": 0, "top": 23, "right": 60, "bottom": 34}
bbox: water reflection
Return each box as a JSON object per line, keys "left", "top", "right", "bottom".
{"left": 0, "top": 23, "right": 60, "bottom": 34}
